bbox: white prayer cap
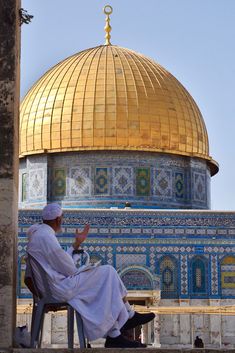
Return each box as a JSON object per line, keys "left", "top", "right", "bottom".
{"left": 42, "top": 203, "right": 62, "bottom": 220}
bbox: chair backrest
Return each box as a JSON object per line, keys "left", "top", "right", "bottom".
{"left": 26, "top": 253, "right": 54, "bottom": 300}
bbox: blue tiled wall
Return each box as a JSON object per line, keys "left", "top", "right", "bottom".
{"left": 18, "top": 209, "right": 235, "bottom": 299}
{"left": 19, "top": 152, "right": 211, "bottom": 209}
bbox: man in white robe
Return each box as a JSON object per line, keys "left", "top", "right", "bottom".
{"left": 26, "top": 203, "right": 155, "bottom": 348}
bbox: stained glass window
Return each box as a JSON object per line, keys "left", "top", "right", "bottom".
{"left": 121, "top": 269, "right": 152, "bottom": 290}
{"left": 191, "top": 256, "right": 208, "bottom": 295}
{"left": 160, "top": 256, "right": 178, "bottom": 298}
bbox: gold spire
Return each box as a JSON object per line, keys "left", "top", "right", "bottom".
{"left": 103, "top": 5, "right": 113, "bottom": 45}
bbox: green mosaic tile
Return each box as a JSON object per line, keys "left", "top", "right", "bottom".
{"left": 136, "top": 168, "right": 150, "bottom": 196}
{"left": 53, "top": 168, "right": 66, "bottom": 196}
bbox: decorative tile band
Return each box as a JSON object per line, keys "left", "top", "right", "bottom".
{"left": 17, "top": 209, "right": 235, "bottom": 299}
{"left": 20, "top": 152, "right": 210, "bottom": 209}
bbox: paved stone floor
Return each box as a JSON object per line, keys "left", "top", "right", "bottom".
{"left": 0, "top": 348, "right": 234, "bottom": 353}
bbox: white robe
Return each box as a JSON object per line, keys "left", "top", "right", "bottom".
{"left": 26, "top": 223, "right": 129, "bottom": 341}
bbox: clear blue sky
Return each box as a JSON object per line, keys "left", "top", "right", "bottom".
{"left": 21, "top": 0, "right": 235, "bottom": 210}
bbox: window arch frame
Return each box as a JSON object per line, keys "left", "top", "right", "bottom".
{"left": 190, "top": 255, "right": 209, "bottom": 298}
{"left": 158, "top": 254, "right": 179, "bottom": 299}
{"left": 119, "top": 265, "right": 154, "bottom": 290}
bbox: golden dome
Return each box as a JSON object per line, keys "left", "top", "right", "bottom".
{"left": 20, "top": 45, "right": 218, "bottom": 174}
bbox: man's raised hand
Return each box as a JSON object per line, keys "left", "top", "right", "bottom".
{"left": 73, "top": 224, "right": 90, "bottom": 249}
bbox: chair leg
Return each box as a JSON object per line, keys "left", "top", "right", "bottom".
{"left": 38, "top": 311, "right": 45, "bottom": 348}
{"left": 30, "top": 301, "right": 37, "bottom": 336}
{"left": 67, "top": 306, "right": 74, "bottom": 348}
{"left": 30, "top": 302, "right": 44, "bottom": 348}
{"left": 75, "top": 311, "right": 86, "bottom": 349}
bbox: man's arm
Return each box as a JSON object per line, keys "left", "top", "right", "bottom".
{"left": 72, "top": 224, "right": 90, "bottom": 249}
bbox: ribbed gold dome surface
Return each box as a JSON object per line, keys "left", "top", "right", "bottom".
{"left": 20, "top": 45, "right": 217, "bottom": 172}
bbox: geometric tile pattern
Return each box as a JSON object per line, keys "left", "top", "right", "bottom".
{"left": 20, "top": 152, "right": 211, "bottom": 208}
{"left": 29, "top": 169, "right": 44, "bottom": 199}
{"left": 221, "top": 256, "right": 235, "bottom": 297}
{"left": 86, "top": 245, "right": 113, "bottom": 265}
{"left": 112, "top": 167, "right": 134, "bottom": 195}
{"left": 107, "top": 247, "right": 113, "bottom": 266}
{"left": 193, "top": 172, "right": 206, "bottom": 202}
{"left": 211, "top": 254, "right": 219, "bottom": 295}
{"left": 17, "top": 208, "right": 235, "bottom": 299}
{"left": 153, "top": 169, "right": 172, "bottom": 198}
{"left": 136, "top": 168, "right": 150, "bottom": 196}
{"left": 69, "top": 167, "right": 91, "bottom": 196}
{"left": 149, "top": 246, "right": 155, "bottom": 271}
{"left": 53, "top": 168, "right": 66, "bottom": 197}
{"left": 180, "top": 254, "right": 188, "bottom": 295}
{"left": 95, "top": 167, "right": 108, "bottom": 195}
{"left": 175, "top": 172, "right": 184, "bottom": 199}
{"left": 116, "top": 254, "right": 146, "bottom": 269}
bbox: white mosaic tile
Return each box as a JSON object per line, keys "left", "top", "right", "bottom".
{"left": 116, "top": 254, "right": 147, "bottom": 268}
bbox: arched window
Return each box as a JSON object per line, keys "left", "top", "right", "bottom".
{"left": 221, "top": 256, "right": 235, "bottom": 298}
{"left": 120, "top": 268, "right": 153, "bottom": 290}
{"left": 191, "top": 256, "right": 208, "bottom": 296}
{"left": 159, "top": 256, "right": 178, "bottom": 298}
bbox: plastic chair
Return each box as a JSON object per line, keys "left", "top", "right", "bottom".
{"left": 25, "top": 253, "right": 86, "bottom": 348}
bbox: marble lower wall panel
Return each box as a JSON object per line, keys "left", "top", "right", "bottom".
{"left": 17, "top": 298, "right": 235, "bottom": 348}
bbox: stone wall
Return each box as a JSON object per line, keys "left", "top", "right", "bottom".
{"left": 11, "top": 348, "right": 235, "bottom": 353}
{"left": 159, "top": 299, "right": 235, "bottom": 348}
{"left": 16, "top": 300, "right": 235, "bottom": 348}
{"left": 0, "top": 0, "right": 20, "bottom": 348}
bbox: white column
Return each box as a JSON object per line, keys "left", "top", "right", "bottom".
{"left": 147, "top": 321, "right": 152, "bottom": 344}
{"left": 141, "top": 323, "right": 148, "bottom": 344}
{"left": 152, "top": 292, "right": 161, "bottom": 347}
{"left": 179, "top": 300, "right": 191, "bottom": 346}
{"left": 180, "top": 314, "right": 191, "bottom": 345}
{"left": 209, "top": 300, "right": 221, "bottom": 347}
{"left": 153, "top": 314, "right": 161, "bottom": 347}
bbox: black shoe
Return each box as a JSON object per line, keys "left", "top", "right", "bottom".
{"left": 121, "top": 311, "right": 155, "bottom": 331}
{"left": 105, "top": 334, "right": 147, "bottom": 348}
